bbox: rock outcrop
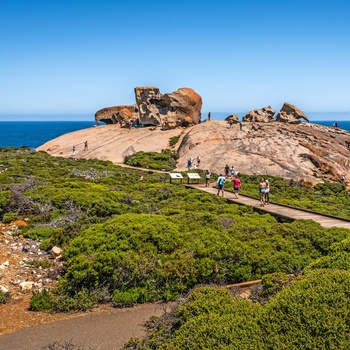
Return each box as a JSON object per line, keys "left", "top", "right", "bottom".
{"left": 95, "top": 105, "right": 139, "bottom": 125}
{"left": 242, "top": 106, "right": 276, "bottom": 123}
{"left": 134, "top": 86, "right": 202, "bottom": 129}
{"left": 38, "top": 120, "right": 350, "bottom": 184}
{"left": 225, "top": 115, "right": 240, "bottom": 123}
{"left": 275, "top": 102, "right": 309, "bottom": 123}
{"left": 95, "top": 86, "right": 202, "bottom": 129}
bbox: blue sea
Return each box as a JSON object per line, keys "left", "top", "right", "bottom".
{"left": 0, "top": 121, "right": 96, "bottom": 149}
{"left": 0, "top": 119, "right": 350, "bottom": 149}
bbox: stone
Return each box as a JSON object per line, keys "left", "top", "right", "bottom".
{"left": 135, "top": 86, "right": 202, "bottom": 129}
{"left": 19, "top": 281, "right": 34, "bottom": 291}
{"left": 275, "top": 102, "right": 309, "bottom": 123}
{"left": 95, "top": 105, "right": 139, "bottom": 125}
{"left": 225, "top": 115, "right": 240, "bottom": 123}
{"left": 50, "top": 246, "right": 62, "bottom": 258}
{"left": 242, "top": 106, "right": 276, "bottom": 123}
{"left": 0, "top": 285, "right": 9, "bottom": 293}
{"left": 0, "top": 261, "right": 9, "bottom": 269}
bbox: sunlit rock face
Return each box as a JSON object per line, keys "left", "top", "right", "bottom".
{"left": 94, "top": 86, "right": 202, "bottom": 129}
{"left": 242, "top": 106, "right": 276, "bottom": 123}
{"left": 134, "top": 86, "right": 202, "bottom": 129}
{"left": 275, "top": 102, "right": 309, "bottom": 124}
{"left": 95, "top": 105, "right": 139, "bottom": 125}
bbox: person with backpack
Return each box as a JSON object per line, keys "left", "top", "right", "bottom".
{"left": 217, "top": 174, "right": 226, "bottom": 197}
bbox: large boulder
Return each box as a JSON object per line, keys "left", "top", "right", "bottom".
{"left": 225, "top": 114, "right": 240, "bottom": 123}
{"left": 95, "top": 105, "right": 139, "bottom": 125}
{"left": 135, "top": 86, "right": 202, "bottom": 129}
{"left": 242, "top": 106, "right": 275, "bottom": 122}
{"left": 275, "top": 102, "right": 309, "bottom": 124}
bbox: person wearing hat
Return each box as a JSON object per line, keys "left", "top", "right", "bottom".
{"left": 265, "top": 179, "right": 270, "bottom": 205}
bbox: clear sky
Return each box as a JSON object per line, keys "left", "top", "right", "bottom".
{"left": 1, "top": 0, "right": 350, "bottom": 118}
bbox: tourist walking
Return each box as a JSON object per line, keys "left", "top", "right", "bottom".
{"left": 197, "top": 155, "right": 201, "bottom": 167}
{"left": 259, "top": 178, "right": 267, "bottom": 206}
{"left": 225, "top": 164, "right": 230, "bottom": 177}
{"left": 232, "top": 175, "right": 241, "bottom": 199}
{"left": 205, "top": 170, "right": 211, "bottom": 187}
{"left": 187, "top": 157, "right": 192, "bottom": 171}
{"left": 217, "top": 174, "right": 226, "bottom": 197}
{"left": 72, "top": 145, "right": 76, "bottom": 156}
{"left": 341, "top": 174, "right": 345, "bottom": 183}
{"left": 208, "top": 112, "right": 211, "bottom": 121}
{"left": 84, "top": 141, "right": 88, "bottom": 150}
{"left": 230, "top": 166, "right": 236, "bottom": 176}
{"left": 264, "top": 179, "right": 270, "bottom": 204}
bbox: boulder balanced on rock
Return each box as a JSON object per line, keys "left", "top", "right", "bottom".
{"left": 275, "top": 102, "right": 309, "bottom": 124}
{"left": 95, "top": 86, "right": 202, "bottom": 129}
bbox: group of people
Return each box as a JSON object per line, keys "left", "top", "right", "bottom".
{"left": 71, "top": 141, "right": 89, "bottom": 156}
{"left": 216, "top": 173, "right": 241, "bottom": 199}
{"left": 259, "top": 178, "right": 270, "bottom": 206}
{"left": 215, "top": 173, "right": 270, "bottom": 205}
{"left": 187, "top": 155, "right": 201, "bottom": 170}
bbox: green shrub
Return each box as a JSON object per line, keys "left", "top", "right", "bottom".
{"left": 112, "top": 287, "right": 151, "bottom": 307}
{"left": 39, "top": 238, "right": 53, "bottom": 251}
{"left": 27, "top": 258, "right": 54, "bottom": 269}
{"left": 2, "top": 211, "right": 19, "bottom": 223}
{"left": 0, "top": 289, "right": 10, "bottom": 304}
{"left": 29, "top": 289, "right": 53, "bottom": 311}
{"left": 169, "top": 136, "right": 180, "bottom": 147}
{"left": 52, "top": 290, "right": 97, "bottom": 312}
{"left": 260, "top": 269, "right": 350, "bottom": 349}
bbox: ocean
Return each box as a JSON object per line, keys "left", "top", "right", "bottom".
{"left": 0, "top": 121, "right": 96, "bottom": 149}
{"left": 0, "top": 120, "right": 349, "bottom": 149}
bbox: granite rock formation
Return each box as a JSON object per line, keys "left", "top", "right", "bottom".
{"left": 134, "top": 86, "right": 202, "bottom": 129}
{"left": 95, "top": 105, "right": 139, "bottom": 125}
{"left": 242, "top": 106, "right": 276, "bottom": 123}
{"left": 225, "top": 115, "right": 240, "bottom": 123}
{"left": 95, "top": 86, "right": 202, "bottom": 129}
{"left": 38, "top": 120, "right": 350, "bottom": 184}
{"left": 275, "top": 102, "right": 309, "bottom": 123}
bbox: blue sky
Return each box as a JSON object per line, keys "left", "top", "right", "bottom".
{"left": 1, "top": 0, "right": 350, "bottom": 119}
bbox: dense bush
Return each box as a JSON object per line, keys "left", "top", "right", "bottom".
{"left": 125, "top": 270, "right": 350, "bottom": 349}
{"left": 2, "top": 211, "right": 19, "bottom": 223}
{"left": 124, "top": 150, "right": 178, "bottom": 171}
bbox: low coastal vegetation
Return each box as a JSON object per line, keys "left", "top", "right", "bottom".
{"left": 1, "top": 147, "right": 350, "bottom": 347}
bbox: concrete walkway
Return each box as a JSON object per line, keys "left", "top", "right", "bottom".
{"left": 185, "top": 183, "right": 350, "bottom": 229}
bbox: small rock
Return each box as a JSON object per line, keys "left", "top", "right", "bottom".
{"left": 19, "top": 281, "right": 34, "bottom": 291}
{"left": 0, "top": 285, "right": 9, "bottom": 293}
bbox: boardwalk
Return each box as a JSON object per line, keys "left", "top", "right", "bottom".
{"left": 185, "top": 183, "right": 350, "bottom": 229}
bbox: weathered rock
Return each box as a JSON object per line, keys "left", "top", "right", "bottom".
{"left": 225, "top": 115, "right": 240, "bottom": 123}
{"left": 19, "top": 281, "right": 34, "bottom": 291}
{"left": 135, "top": 86, "right": 202, "bottom": 129}
{"left": 0, "top": 285, "right": 9, "bottom": 293}
{"left": 275, "top": 102, "right": 309, "bottom": 123}
{"left": 242, "top": 106, "right": 275, "bottom": 123}
{"left": 95, "top": 105, "right": 139, "bottom": 125}
{"left": 50, "top": 246, "right": 62, "bottom": 259}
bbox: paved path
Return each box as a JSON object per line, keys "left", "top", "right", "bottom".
{"left": 0, "top": 303, "right": 171, "bottom": 350}
{"left": 185, "top": 183, "right": 350, "bottom": 229}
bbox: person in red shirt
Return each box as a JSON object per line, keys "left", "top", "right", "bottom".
{"left": 232, "top": 176, "right": 241, "bottom": 199}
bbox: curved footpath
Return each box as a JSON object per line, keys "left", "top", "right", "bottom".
{"left": 0, "top": 302, "right": 171, "bottom": 350}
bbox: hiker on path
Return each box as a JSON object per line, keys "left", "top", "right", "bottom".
{"left": 72, "top": 146, "right": 76, "bottom": 156}
{"left": 205, "top": 169, "right": 211, "bottom": 187}
{"left": 232, "top": 175, "right": 241, "bottom": 199}
{"left": 230, "top": 166, "right": 236, "bottom": 176}
{"left": 217, "top": 174, "right": 226, "bottom": 197}
{"left": 225, "top": 164, "right": 230, "bottom": 177}
{"left": 259, "top": 178, "right": 267, "bottom": 206}
{"left": 197, "top": 155, "right": 201, "bottom": 167}
{"left": 84, "top": 141, "right": 88, "bottom": 150}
